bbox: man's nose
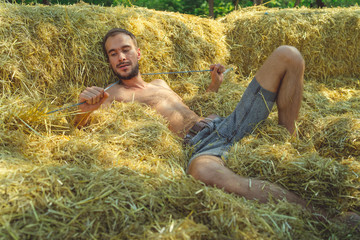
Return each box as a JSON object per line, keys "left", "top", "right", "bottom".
{"left": 118, "top": 52, "right": 126, "bottom": 61}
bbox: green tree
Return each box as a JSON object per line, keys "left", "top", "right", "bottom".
{"left": 14, "top": 0, "right": 360, "bottom": 16}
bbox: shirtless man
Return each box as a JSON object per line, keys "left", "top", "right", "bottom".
{"left": 73, "top": 28, "right": 358, "bottom": 224}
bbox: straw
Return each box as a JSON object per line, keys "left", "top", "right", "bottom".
{"left": 0, "top": 3, "right": 359, "bottom": 239}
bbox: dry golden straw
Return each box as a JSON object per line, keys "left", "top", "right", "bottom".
{"left": 0, "top": 3, "right": 359, "bottom": 239}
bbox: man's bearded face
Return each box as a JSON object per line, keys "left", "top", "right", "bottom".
{"left": 113, "top": 61, "right": 139, "bottom": 80}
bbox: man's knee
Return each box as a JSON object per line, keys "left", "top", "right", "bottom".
{"left": 187, "top": 156, "right": 224, "bottom": 185}
{"left": 275, "top": 45, "right": 305, "bottom": 70}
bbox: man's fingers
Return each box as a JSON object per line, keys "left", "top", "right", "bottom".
{"left": 79, "top": 86, "right": 106, "bottom": 105}
{"left": 214, "top": 64, "right": 225, "bottom": 74}
{"left": 99, "top": 92, "right": 110, "bottom": 104}
{"left": 80, "top": 92, "right": 98, "bottom": 105}
{"left": 210, "top": 64, "right": 225, "bottom": 74}
{"left": 86, "top": 86, "right": 104, "bottom": 97}
{"left": 219, "top": 65, "right": 226, "bottom": 73}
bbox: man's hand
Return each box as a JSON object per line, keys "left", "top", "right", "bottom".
{"left": 78, "top": 86, "right": 109, "bottom": 113}
{"left": 207, "top": 64, "right": 226, "bottom": 92}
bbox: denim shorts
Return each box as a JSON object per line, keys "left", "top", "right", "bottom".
{"left": 187, "top": 78, "right": 277, "bottom": 167}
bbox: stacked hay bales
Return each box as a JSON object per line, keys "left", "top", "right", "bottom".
{"left": 0, "top": 3, "right": 359, "bottom": 239}
{"left": 223, "top": 6, "right": 360, "bottom": 80}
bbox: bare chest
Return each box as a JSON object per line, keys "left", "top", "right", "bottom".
{"left": 114, "top": 87, "right": 181, "bottom": 108}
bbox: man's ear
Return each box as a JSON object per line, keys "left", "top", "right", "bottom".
{"left": 137, "top": 48, "right": 141, "bottom": 60}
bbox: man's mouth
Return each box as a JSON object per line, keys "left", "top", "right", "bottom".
{"left": 117, "top": 62, "right": 131, "bottom": 69}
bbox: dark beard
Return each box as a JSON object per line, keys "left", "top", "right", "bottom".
{"left": 114, "top": 63, "right": 140, "bottom": 81}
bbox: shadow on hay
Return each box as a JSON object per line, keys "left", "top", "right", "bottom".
{"left": 313, "top": 117, "right": 360, "bottom": 158}
{"left": 2, "top": 163, "right": 358, "bottom": 239}
{"left": 0, "top": 165, "right": 215, "bottom": 239}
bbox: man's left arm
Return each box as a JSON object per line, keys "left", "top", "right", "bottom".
{"left": 206, "top": 64, "right": 226, "bottom": 93}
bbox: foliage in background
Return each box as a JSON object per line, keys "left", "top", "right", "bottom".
{"left": 267, "top": 0, "right": 360, "bottom": 8}
{"left": 14, "top": 0, "right": 360, "bottom": 18}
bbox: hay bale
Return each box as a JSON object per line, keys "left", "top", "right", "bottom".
{"left": 222, "top": 6, "right": 360, "bottom": 80}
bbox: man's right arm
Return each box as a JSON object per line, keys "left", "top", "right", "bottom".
{"left": 73, "top": 86, "right": 109, "bottom": 128}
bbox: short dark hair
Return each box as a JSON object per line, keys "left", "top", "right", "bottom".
{"left": 102, "top": 28, "right": 138, "bottom": 59}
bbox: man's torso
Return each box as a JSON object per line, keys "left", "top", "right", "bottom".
{"left": 105, "top": 79, "right": 201, "bottom": 137}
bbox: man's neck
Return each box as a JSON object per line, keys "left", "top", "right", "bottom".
{"left": 121, "top": 74, "right": 147, "bottom": 89}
